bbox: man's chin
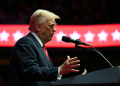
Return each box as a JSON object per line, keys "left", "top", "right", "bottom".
{"left": 47, "top": 37, "right": 52, "bottom": 42}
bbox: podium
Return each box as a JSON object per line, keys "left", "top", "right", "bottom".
{"left": 51, "top": 66, "right": 120, "bottom": 86}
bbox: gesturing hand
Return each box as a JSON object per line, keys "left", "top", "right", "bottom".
{"left": 59, "top": 55, "right": 80, "bottom": 75}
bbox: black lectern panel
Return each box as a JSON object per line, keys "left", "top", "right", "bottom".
{"left": 51, "top": 66, "right": 120, "bottom": 86}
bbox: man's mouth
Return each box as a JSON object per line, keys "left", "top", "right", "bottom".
{"left": 50, "top": 34, "right": 54, "bottom": 38}
{"left": 51, "top": 34, "right": 54, "bottom": 36}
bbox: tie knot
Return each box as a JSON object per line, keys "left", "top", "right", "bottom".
{"left": 43, "top": 44, "right": 45, "bottom": 47}
{"left": 43, "top": 45, "right": 46, "bottom": 50}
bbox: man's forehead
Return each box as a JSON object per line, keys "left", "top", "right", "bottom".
{"left": 48, "top": 19, "right": 57, "bottom": 25}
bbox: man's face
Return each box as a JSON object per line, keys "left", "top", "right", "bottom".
{"left": 38, "top": 18, "right": 57, "bottom": 44}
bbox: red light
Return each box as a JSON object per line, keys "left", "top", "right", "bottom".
{"left": 0, "top": 24, "right": 120, "bottom": 48}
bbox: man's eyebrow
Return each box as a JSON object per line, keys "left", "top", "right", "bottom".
{"left": 49, "top": 23, "right": 57, "bottom": 25}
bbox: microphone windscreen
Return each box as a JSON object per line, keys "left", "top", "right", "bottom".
{"left": 62, "top": 36, "right": 71, "bottom": 42}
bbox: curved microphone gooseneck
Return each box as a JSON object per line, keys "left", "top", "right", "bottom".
{"left": 75, "top": 44, "right": 114, "bottom": 67}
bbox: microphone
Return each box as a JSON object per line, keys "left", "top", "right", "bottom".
{"left": 62, "top": 36, "right": 89, "bottom": 46}
{"left": 62, "top": 36, "right": 113, "bottom": 67}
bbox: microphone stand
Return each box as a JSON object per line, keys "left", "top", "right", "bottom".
{"left": 75, "top": 44, "right": 114, "bottom": 67}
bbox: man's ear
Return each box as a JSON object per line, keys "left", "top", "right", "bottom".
{"left": 35, "top": 23, "right": 41, "bottom": 31}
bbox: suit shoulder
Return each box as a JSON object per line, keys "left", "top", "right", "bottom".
{"left": 15, "top": 34, "right": 36, "bottom": 47}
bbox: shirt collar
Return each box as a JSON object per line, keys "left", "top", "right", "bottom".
{"left": 31, "top": 32, "right": 43, "bottom": 47}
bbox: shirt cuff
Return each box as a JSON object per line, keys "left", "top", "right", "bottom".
{"left": 57, "top": 67, "right": 62, "bottom": 80}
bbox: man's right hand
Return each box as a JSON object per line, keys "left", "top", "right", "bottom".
{"left": 59, "top": 55, "right": 80, "bottom": 75}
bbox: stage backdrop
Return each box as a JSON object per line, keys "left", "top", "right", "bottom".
{"left": 0, "top": 24, "right": 120, "bottom": 48}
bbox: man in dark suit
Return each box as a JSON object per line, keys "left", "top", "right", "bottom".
{"left": 9, "top": 9, "right": 87, "bottom": 86}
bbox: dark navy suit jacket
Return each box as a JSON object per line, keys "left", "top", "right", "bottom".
{"left": 9, "top": 33, "right": 58, "bottom": 86}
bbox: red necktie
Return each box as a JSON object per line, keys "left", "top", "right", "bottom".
{"left": 43, "top": 45, "right": 50, "bottom": 61}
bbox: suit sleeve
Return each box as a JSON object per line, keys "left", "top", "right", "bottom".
{"left": 13, "top": 38, "right": 58, "bottom": 81}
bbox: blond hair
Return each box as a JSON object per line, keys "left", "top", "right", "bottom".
{"left": 29, "top": 9, "right": 60, "bottom": 31}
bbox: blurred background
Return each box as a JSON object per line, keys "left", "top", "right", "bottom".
{"left": 0, "top": 0, "right": 120, "bottom": 86}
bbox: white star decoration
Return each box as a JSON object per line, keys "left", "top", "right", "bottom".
{"left": 0, "top": 30, "right": 10, "bottom": 42}
{"left": 111, "top": 29, "right": 120, "bottom": 41}
{"left": 55, "top": 31, "right": 67, "bottom": 42}
{"left": 12, "top": 30, "right": 24, "bottom": 41}
{"left": 84, "top": 31, "right": 95, "bottom": 42}
{"left": 97, "top": 30, "right": 108, "bottom": 42}
{"left": 69, "top": 31, "right": 81, "bottom": 40}
{"left": 1, "top": 29, "right": 120, "bottom": 45}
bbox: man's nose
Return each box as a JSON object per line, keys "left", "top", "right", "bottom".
{"left": 53, "top": 27, "right": 56, "bottom": 32}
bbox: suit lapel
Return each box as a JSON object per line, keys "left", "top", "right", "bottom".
{"left": 27, "top": 33, "right": 52, "bottom": 68}
{"left": 49, "top": 57, "right": 54, "bottom": 67}
{"left": 35, "top": 43, "right": 52, "bottom": 68}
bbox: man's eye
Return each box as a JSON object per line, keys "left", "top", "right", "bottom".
{"left": 49, "top": 25, "right": 54, "bottom": 28}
